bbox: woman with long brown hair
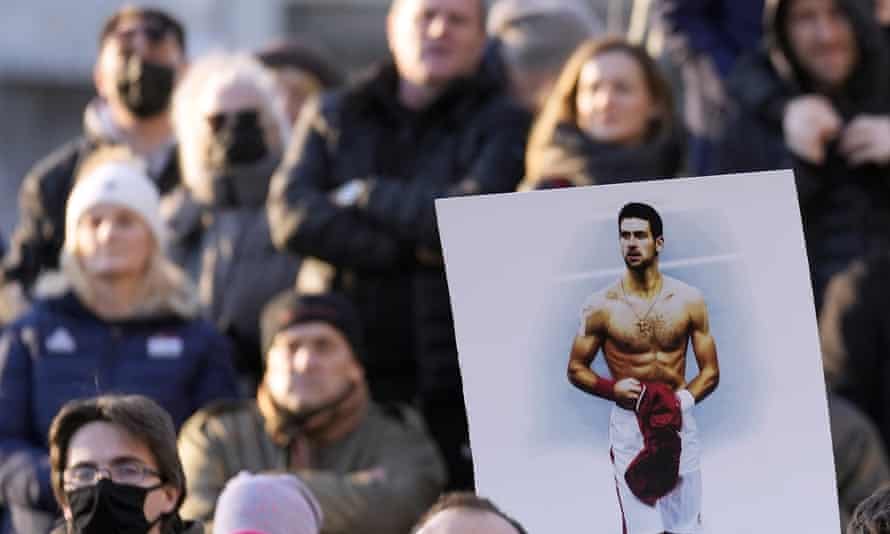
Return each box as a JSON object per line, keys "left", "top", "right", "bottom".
{"left": 522, "top": 37, "right": 685, "bottom": 190}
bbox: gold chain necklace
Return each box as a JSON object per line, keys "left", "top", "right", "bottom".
{"left": 620, "top": 278, "right": 664, "bottom": 337}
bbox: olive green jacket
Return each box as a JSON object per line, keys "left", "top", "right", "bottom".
{"left": 178, "top": 401, "right": 446, "bottom": 534}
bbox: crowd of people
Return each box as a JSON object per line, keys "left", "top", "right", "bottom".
{"left": 2, "top": 0, "right": 890, "bottom": 532}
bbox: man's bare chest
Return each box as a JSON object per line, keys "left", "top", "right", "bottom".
{"left": 605, "top": 296, "right": 690, "bottom": 351}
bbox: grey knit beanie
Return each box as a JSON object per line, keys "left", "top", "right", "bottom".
{"left": 212, "top": 472, "right": 323, "bottom": 534}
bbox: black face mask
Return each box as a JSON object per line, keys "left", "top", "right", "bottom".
{"left": 66, "top": 478, "right": 165, "bottom": 534}
{"left": 115, "top": 54, "right": 176, "bottom": 118}
{"left": 208, "top": 110, "right": 269, "bottom": 166}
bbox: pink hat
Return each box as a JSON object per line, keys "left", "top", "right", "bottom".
{"left": 213, "top": 472, "right": 322, "bottom": 534}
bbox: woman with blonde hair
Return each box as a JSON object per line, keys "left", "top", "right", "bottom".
{"left": 522, "top": 36, "right": 685, "bottom": 190}
{"left": 0, "top": 148, "right": 239, "bottom": 533}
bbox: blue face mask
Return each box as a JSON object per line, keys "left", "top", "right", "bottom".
{"left": 66, "top": 478, "right": 165, "bottom": 534}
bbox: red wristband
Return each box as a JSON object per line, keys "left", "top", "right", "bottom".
{"left": 592, "top": 377, "right": 616, "bottom": 401}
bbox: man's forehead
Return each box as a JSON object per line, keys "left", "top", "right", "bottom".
{"left": 620, "top": 217, "right": 651, "bottom": 232}
{"left": 67, "top": 421, "right": 155, "bottom": 467}
{"left": 788, "top": 0, "right": 840, "bottom": 12}
{"left": 418, "top": 508, "right": 518, "bottom": 534}
{"left": 275, "top": 321, "right": 346, "bottom": 343}
{"left": 394, "top": 0, "right": 485, "bottom": 20}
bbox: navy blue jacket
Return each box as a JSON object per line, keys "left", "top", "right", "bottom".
{"left": 0, "top": 292, "right": 238, "bottom": 530}
{"left": 659, "top": 0, "right": 764, "bottom": 79}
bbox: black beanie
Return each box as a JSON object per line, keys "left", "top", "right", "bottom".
{"left": 260, "top": 291, "right": 365, "bottom": 361}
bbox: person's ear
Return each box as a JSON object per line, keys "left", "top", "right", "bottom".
{"left": 655, "top": 236, "right": 664, "bottom": 253}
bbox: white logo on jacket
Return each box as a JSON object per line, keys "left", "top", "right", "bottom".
{"left": 147, "top": 336, "right": 183, "bottom": 359}
{"left": 45, "top": 328, "right": 76, "bottom": 353}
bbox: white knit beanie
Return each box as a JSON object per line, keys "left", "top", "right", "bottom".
{"left": 64, "top": 160, "right": 166, "bottom": 252}
{"left": 213, "top": 472, "right": 323, "bottom": 534}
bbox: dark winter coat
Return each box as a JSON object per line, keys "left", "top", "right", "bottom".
{"left": 268, "top": 61, "right": 529, "bottom": 403}
{"left": 165, "top": 188, "right": 301, "bottom": 385}
{"left": 1, "top": 101, "right": 179, "bottom": 293}
{"left": 0, "top": 291, "right": 238, "bottom": 534}
{"left": 717, "top": 0, "right": 890, "bottom": 307}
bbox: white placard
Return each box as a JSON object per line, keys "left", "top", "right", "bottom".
{"left": 436, "top": 170, "right": 838, "bottom": 534}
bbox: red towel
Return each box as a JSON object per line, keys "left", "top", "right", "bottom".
{"left": 624, "top": 382, "right": 683, "bottom": 506}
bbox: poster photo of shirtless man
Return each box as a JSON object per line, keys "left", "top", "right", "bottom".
{"left": 569, "top": 202, "right": 719, "bottom": 534}
{"left": 434, "top": 170, "right": 841, "bottom": 533}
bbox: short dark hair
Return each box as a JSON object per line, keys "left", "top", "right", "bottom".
{"left": 100, "top": 6, "right": 186, "bottom": 52}
{"left": 847, "top": 485, "right": 890, "bottom": 534}
{"left": 49, "top": 395, "right": 187, "bottom": 529}
{"left": 618, "top": 202, "right": 663, "bottom": 239}
{"left": 413, "top": 492, "right": 527, "bottom": 533}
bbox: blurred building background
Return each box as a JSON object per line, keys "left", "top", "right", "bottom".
{"left": 0, "top": 0, "right": 632, "bottom": 238}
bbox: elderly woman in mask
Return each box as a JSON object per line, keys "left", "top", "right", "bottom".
{"left": 521, "top": 37, "right": 686, "bottom": 190}
{"left": 164, "top": 53, "right": 299, "bottom": 390}
{"left": 0, "top": 149, "right": 239, "bottom": 534}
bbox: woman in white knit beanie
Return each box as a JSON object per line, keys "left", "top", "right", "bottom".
{"left": 0, "top": 148, "right": 239, "bottom": 532}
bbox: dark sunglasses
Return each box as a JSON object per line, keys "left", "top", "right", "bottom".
{"left": 207, "top": 110, "right": 262, "bottom": 133}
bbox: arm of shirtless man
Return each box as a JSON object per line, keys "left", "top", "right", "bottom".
{"left": 682, "top": 293, "right": 720, "bottom": 404}
{"left": 567, "top": 294, "right": 640, "bottom": 410}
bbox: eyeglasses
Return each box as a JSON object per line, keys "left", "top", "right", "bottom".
{"left": 63, "top": 460, "right": 163, "bottom": 489}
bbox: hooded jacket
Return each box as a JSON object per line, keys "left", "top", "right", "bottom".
{"left": 0, "top": 283, "right": 239, "bottom": 534}
{"left": 717, "top": 0, "right": 890, "bottom": 306}
{"left": 2, "top": 99, "right": 180, "bottom": 294}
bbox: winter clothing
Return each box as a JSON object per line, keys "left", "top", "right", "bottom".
{"left": 522, "top": 121, "right": 685, "bottom": 189}
{"left": 178, "top": 400, "right": 446, "bottom": 534}
{"left": 165, "top": 189, "right": 300, "bottom": 384}
{"left": 659, "top": 0, "right": 764, "bottom": 80}
{"left": 0, "top": 291, "right": 238, "bottom": 534}
{"left": 260, "top": 292, "right": 364, "bottom": 360}
{"left": 658, "top": 0, "right": 764, "bottom": 174}
{"left": 2, "top": 100, "right": 179, "bottom": 293}
{"left": 212, "top": 472, "right": 322, "bottom": 534}
{"left": 821, "top": 254, "right": 890, "bottom": 450}
{"left": 716, "top": 0, "right": 890, "bottom": 309}
{"left": 828, "top": 393, "right": 890, "bottom": 529}
{"left": 267, "top": 56, "right": 529, "bottom": 488}
{"left": 64, "top": 159, "right": 167, "bottom": 252}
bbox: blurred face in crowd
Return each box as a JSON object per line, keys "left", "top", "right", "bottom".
{"left": 264, "top": 322, "right": 363, "bottom": 414}
{"left": 415, "top": 508, "right": 520, "bottom": 534}
{"left": 388, "top": 0, "right": 487, "bottom": 89}
{"left": 200, "top": 80, "right": 283, "bottom": 160}
{"left": 62, "top": 421, "right": 178, "bottom": 533}
{"left": 575, "top": 50, "right": 658, "bottom": 146}
{"left": 785, "top": 0, "right": 858, "bottom": 90}
{"left": 877, "top": 0, "right": 890, "bottom": 25}
{"left": 94, "top": 13, "right": 186, "bottom": 120}
{"left": 76, "top": 204, "right": 154, "bottom": 281}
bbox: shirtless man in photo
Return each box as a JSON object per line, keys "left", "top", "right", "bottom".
{"left": 568, "top": 202, "right": 719, "bottom": 534}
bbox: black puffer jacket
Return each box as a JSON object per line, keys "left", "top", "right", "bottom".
{"left": 268, "top": 61, "right": 529, "bottom": 403}
{"left": 717, "top": 0, "right": 890, "bottom": 307}
{"left": 2, "top": 101, "right": 179, "bottom": 293}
